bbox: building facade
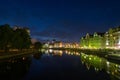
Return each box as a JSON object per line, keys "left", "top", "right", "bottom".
{"left": 80, "top": 32, "right": 105, "bottom": 49}
{"left": 80, "top": 26, "right": 120, "bottom": 49}
{"left": 105, "top": 27, "right": 120, "bottom": 49}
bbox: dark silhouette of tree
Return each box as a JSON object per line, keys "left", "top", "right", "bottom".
{"left": 34, "top": 42, "right": 42, "bottom": 50}
{"left": 12, "top": 29, "right": 31, "bottom": 50}
{"left": 12, "top": 29, "right": 23, "bottom": 50}
{"left": 0, "top": 24, "right": 13, "bottom": 52}
{"left": 0, "top": 24, "right": 31, "bottom": 51}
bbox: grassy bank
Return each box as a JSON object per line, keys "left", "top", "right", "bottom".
{"left": 0, "top": 50, "right": 40, "bottom": 59}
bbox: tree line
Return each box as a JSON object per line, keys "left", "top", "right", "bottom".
{"left": 0, "top": 24, "right": 31, "bottom": 52}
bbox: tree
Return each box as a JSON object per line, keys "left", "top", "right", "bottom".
{"left": 0, "top": 24, "right": 13, "bottom": 52}
{"left": 34, "top": 42, "right": 42, "bottom": 50}
{"left": 12, "top": 29, "right": 23, "bottom": 50}
{"left": 12, "top": 28, "right": 31, "bottom": 50}
{"left": 0, "top": 24, "right": 31, "bottom": 52}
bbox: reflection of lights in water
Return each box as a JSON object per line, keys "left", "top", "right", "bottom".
{"left": 115, "top": 64, "right": 118, "bottom": 67}
{"left": 95, "top": 67, "right": 99, "bottom": 72}
{"left": 89, "top": 57, "right": 91, "bottom": 60}
{"left": 81, "top": 61, "right": 84, "bottom": 64}
{"left": 53, "top": 50, "right": 63, "bottom": 56}
{"left": 65, "top": 50, "right": 68, "bottom": 53}
{"left": 75, "top": 52, "right": 80, "bottom": 55}
{"left": 65, "top": 51, "right": 80, "bottom": 56}
{"left": 107, "top": 71, "right": 110, "bottom": 74}
{"left": 80, "top": 52, "right": 120, "bottom": 79}
{"left": 71, "top": 53, "right": 73, "bottom": 55}
{"left": 53, "top": 50, "right": 56, "bottom": 53}
{"left": 53, "top": 50, "right": 59, "bottom": 54}
{"left": 86, "top": 64, "right": 90, "bottom": 70}
{"left": 68, "top": 51, "right": 70, "bottom": 54}
{"left": 22, "top": 57, "right": 25, "bottom": 60}
{"left": 106, "top": 61, "right": 110, "bottom": 67}
{"left": 49, "top": 49, "right": 53, "bottom": 53}
{"left": 84, "top": 56, "right": 86, "bottom": 59}
{"left": 65, "top": 51, "right": 70, "bottom": 55}
{"left": 115, "top": 69, "right": 118, "bottom": 73}
{"left": 73, "top": 51, "right": 75, "bottom": 55}
{"left": 41, "top": 49, "right": 45, "bottom": 52}
{"left": 45, "top": 50, "right": 49, "bottom": 54}
{"left": 112, "top": 72, "right": 114, "bottom": 75}
{"left": 59, "top": 53, "right": 63, "bottom": 56}
{"left": 59, "top": 50, "right": 63, "bottom": 54}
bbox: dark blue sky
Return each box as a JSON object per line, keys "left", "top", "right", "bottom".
{"left": 0, "top": 0, "right": 120, "bottom": 42}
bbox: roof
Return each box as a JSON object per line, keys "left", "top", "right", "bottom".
{"left": 96, "top": 32, "right": 105, "bottom": 36}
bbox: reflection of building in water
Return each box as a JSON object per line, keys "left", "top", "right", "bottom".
{"left": 65, "top": 50, "right": 80, "bottom": 56}
{"left": 43, "top": 49, "right": 63, "bottom": 56}
{"left": 81, "top": 53, "right": 105, "bottom": 70}
{"left": 52, "top": 50, "right": 63, "bottom": 56}
{"left": 43, "top": 49, "right": 80, "bottom": 56}
{"left": 81, "top": 53, "right": 120, "bottom": 80}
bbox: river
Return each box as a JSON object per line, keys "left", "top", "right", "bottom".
{"left": 0, "top": 49, "right": 119, "bottom": 80}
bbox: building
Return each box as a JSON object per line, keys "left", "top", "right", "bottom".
{"left": 54, "top": 41, "right": 63, "bottom": 48}
{"left": 80, "top": 32, "right": 105, "bottom": 49}
{"left": 80, "top": 26, "right": 120, "bottom": 49}
{"left": 105, "top": 27, "right": 120, "bottom": 49}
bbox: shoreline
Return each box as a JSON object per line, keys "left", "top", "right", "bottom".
{"left": 0, "top": 50, "right": 40, "bottom": 59}
{"left": 48, "top": 48, "right": 120, "bottom": 61}
{"left": 0, "top": 48, "right": 120, "bottom": 61}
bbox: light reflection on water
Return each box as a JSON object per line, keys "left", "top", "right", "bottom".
{"left": 41, "top": 49, "right": 120, "bottom": 80}
{"left": 80, "top": 52, "right": 120, "bottom": 80}
{"left": 0, "top": 49, "right": 119, "bottom": 80}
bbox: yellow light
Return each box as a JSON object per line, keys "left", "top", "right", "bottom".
{"left": 89, "top": 57, "right": 91, "bottom": 60}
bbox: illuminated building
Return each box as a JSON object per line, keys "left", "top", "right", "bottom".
{"left": 43, "top": 40, "right": 80, "bottom": 49}
{"left": 106, "top": 27, "right": 120, "bottom": 49}
{"left": 80, "top": 26, "right": 120, "bottom": 49}
{"left": 80, "top": 32, "right": 105, "bottom": 49}
{"left": 54, "top": 41, "right": 63, "bottom": 48}
{"left": 49, "top": 43, "right": 54, "bottom": 48}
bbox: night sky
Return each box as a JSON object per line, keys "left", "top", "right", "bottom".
{"left": 0, "top": 0, "right": 120, "bottom": 42}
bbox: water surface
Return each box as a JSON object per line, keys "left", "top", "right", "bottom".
{"left": 0, "top": 49, "right": 119, "bottom": 80}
